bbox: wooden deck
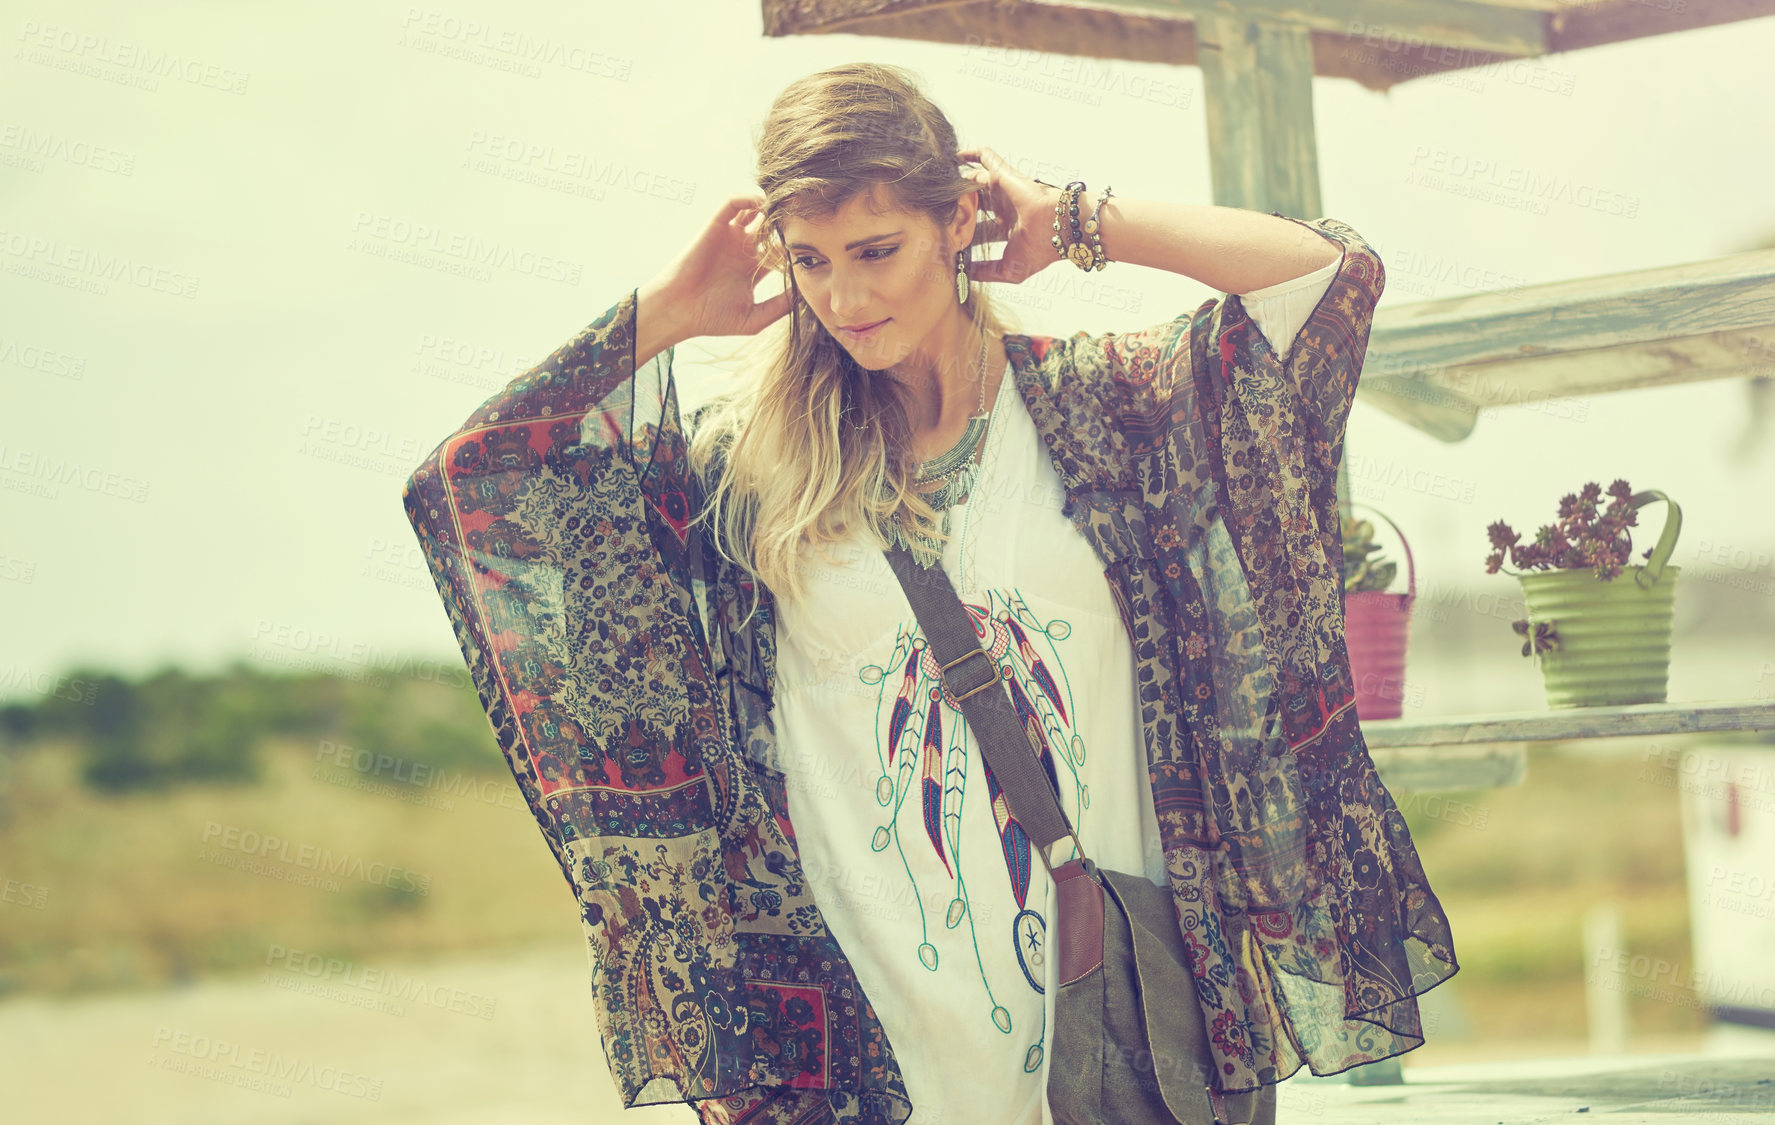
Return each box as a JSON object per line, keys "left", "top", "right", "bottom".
{"left": 1285, "top": 1044, "right": 1775, "bottom": 1123}
{"left": 4, "top": 942, "right": 1769, "bottom": 1123}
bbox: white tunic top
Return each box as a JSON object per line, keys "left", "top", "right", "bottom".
{"left": 770, "top": 257, "right": 1341, "bottom": 1125}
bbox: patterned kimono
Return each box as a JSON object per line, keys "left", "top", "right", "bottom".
{"left": 399, "top": 214, "right": 1459, "bottom": 1124}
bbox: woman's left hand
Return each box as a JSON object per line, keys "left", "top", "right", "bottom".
{"left": 957, "top": 146, "right": 1059, "bottom": 285}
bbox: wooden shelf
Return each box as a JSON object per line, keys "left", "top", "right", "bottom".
{"left": 1369, "top": 742, "right": 1527, "bottom": 792}
{"left": 1358, "top": 247, "right": 1775, "bottom": 442}
{"left": 1363, "top": 699, "right": 1775, "bottom": 791}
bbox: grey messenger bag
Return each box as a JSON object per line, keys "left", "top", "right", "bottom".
{"left": 883, "top": 542, "right": 1279, "bottom": 1125}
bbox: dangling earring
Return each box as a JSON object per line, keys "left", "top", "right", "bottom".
{"left": 955, "top": 249, "right": 969, "bottom": 305}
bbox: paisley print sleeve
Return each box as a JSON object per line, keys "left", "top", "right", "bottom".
{"left": 1208, "top": 216, "right": 1385, "bottom": 592}
{"left": 1235, "top": 215, "right": 1383, "bottom": 509}
{"left": 1024, "top": 217, "right": 1381, "bottom": 510}
{"left": 399, "top": 290, "right": 912, "bottom": 1125}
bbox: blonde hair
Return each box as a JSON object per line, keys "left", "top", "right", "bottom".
{"left": 687, "top": 62, "right": 1022, "bottom": 626}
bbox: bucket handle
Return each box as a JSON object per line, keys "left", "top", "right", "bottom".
{"left": 1630, "top": 489, "right": 1682, "bottom": 589}
{"left": 1348, "top": 500, "right": 1416, "bottom": 602}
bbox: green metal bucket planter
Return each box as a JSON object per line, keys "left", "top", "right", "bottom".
{"left": 1508, "top": 490, "right": 1683, "bottom": 709}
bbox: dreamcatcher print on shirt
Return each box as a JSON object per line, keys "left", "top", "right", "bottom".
{"left": 857, "top": 587, "right": 1088, "bottom": 1075}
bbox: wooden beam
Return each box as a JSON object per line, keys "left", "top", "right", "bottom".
{"left": 761, "top": 0, "right": 1775, "bottom": 94}
{"left": 1118, "top": 0, "right": 1546, "bottom": 55}
{"left": 1353, "top": 371, "right": 1480, "bottom": 442}
{"left": 762, "top": 0, "right": 1205, "bottom": 68}
{"left": 1369, "top": 741, "right": 1528, "bottom": 791}
{"left": 1359, "top": 246, "right": 1775, "bottom": 441}
{"left": 1547, "top": 0, "right": 1775, "bottom": 53}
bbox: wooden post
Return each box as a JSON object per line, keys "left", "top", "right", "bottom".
{"left": 1583, "top": 901, "right": 1630, "bottom": 1055}
{"left": 1195, "top": 13, "right": 1322, "bottom": 219}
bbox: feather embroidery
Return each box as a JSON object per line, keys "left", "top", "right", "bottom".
{"left": 920, "top": 694, "right": 949, "bottom": 875}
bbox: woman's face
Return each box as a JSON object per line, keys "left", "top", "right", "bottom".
{"left": 779, "top": 184, "right": 974, "bottom": 373}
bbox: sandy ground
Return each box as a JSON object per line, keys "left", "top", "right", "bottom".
{"left": 0, "top": 944, "right": 690, "bottom": 1125}
{"left": 3, "top": 943, "right": 1773, "bottom": 1124}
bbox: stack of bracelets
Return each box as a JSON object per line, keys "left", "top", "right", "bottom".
{"left": 1033, "top": 177, "right": 1114, "bottom": 271}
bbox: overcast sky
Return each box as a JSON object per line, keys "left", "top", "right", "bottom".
{"left": 4, "top": 2, "right": 1773, "bottom": 703}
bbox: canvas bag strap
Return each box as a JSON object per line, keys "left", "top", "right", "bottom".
{"left": 882, "top": 542, "right": 1088, "bottom": 874}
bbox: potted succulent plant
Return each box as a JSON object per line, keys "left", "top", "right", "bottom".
{"left": 1343, "top": 503, "right": 1417, "bottom": 721}
{"left": 1483, "top": 479, "right": 1682, "bottom": 708}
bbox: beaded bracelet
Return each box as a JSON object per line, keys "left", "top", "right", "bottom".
{"left": 1083, "top": 184, "right": 1113, "bottom": 270}
{"left": 1036, "top": 178, "right": 1114, "bottom": 271}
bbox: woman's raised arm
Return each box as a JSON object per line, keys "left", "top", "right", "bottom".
{"left": 637, "top": 192, "right": 794, "bottom": 368}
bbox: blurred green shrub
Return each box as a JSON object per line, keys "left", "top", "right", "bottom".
{"left": 0, "top": 660, "right": 499, "bottom": 794}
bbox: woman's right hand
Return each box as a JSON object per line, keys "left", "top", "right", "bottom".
{"left": 643, "top": 193, "right": 792, "bottom": 343}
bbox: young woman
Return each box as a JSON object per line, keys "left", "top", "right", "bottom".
{"left": 402, "top": 62, "right": 1457, "bottom": 1125}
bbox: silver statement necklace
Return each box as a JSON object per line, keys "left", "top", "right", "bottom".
{"left": 889, "top": 325, "right": 994, "bottom": 553}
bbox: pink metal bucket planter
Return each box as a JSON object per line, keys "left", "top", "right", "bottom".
{"left": 1344, "top": 503, "right": 1417, "bottom": 722}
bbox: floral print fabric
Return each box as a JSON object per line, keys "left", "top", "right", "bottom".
{"left": 399, "top": 214, "right": 1458, "bottom": 1124}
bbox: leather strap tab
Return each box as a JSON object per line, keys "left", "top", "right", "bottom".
{"left": 1051, "top": 858, "right": 1105, "bottom": 986}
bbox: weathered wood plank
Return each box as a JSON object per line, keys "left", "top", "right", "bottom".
{"left": 1196, "top": 14, "right": 1321, "bottom": 219}
{"left": 1547, "top": 0, "right": 1775, "bottom": 53}
{"left": 1144, "top": 0, "right": 1544, "bottom": 53}
{"left": 1354, "top": 371, "right": 1481, "bottom": 441}
{"left": 761, "top": 0, "right": 1775, "bottom": 94}
{"left": 1369, "top": 742, "right": 1528, "bottom": 791}
{"left": 762, "top": 0, "right": 1546, "bottom": 58}
{"left": 1357, "top": 247, "right": 1775, "bottom": 440}
{"left": 1361, "top": 699, "right": 1775, "bottom": 749}
{"left": 1375, "top": 247, "right": 1775, "bottom": 365}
